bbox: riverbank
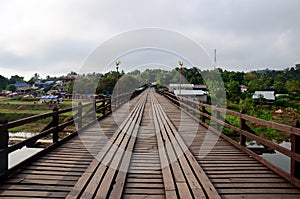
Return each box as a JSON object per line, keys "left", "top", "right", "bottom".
{"left": 0, "top": 97, "right": 73, "bottom": 132}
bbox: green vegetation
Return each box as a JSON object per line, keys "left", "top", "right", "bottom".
{"left": 0, "top": 98, "right": 73, "bottom": 133}
{"left": 1, "top": 66, "right": 299, "bottom": 142}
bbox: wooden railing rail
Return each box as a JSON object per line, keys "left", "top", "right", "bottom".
{"left": 0, "top": 97, "right": 111, "bottom": 180}
{"left": 158, "top": 90, "right": 300, "bottom": 188}
{"left": 0, "top": 88, "right": 145, "bottom": 181}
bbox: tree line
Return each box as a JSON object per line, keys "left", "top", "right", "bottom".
{"left": 1, "top": 66, "right": 299, "bottom": 101}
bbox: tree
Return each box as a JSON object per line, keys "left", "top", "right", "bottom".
{"left": 6, "top": 84, "right": 16, "bottom": 92}
{"left": 8, "top": 75, "right": 24, "bottom": 84}
{"left": 68, "top": 71, "right": 78, "bottom": 75}
{"left": 0, "top": 75, "right": 9, "bottom": 91}
{"left": 27, "top": 73, "right": 40, "bottom": 85}
{"left": 274, "top": 80, "right": 286, "bottom": 93}
{"left": 226, "top": 81, "right": 241, "bottom": 103}
{"left": 66, "top": 81, "right": 74, "bottom": 93}
{"left": 285, "top": 80, "right": 300, "bottom": 96}
{"left": 245, "top": 71, "right": 256, "bottom": 82}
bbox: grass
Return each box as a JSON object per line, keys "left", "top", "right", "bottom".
{"left": 225, "top": 100, "right": 299, "bottom": 143}
{"left": 199, "top": 101, "right": 297, "bottom": 143}
{"left": 0, "top": 98, "right": 74, "bottom": 133}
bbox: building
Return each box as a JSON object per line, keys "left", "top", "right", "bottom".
{"left": 240, "top": 85, "right": 248, "bottom": 93}
{"left": 34, "top": 81, "right": 54, "bottom": 89}
{"left": 57, "top": 75, "right": 78, "bottom": 92}
{"left": 168, "top": 84, "right": 207, "bottom": 91}
{"left": 168, "top": 84, "right": 194, "bottom": 92}
{"left": 168, "top": 83, "right": 208, "bottom": 102}
{"left": 174, "top": 89, "right": 208, "bottom": 102}
{"left": 14, "top": 83, "right": 31, "bottom": 94}
{"left": 193, "top": 84, "right": 207, "bottom": 90}
{"left": 252, "top": 91, "right": 275, "bottom": 101}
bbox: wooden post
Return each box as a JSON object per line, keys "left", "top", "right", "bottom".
{"left": 107, "top": 98, "right": 111, "bottom": 113}
{"left": 190, "top": 101, "right": 195, "bottom": 116}
{"left": 0, "top": 121, "right": 8, "bottom": 174}
{"left": 93, "top": 99, "right": 97, "bottom": 121}
{"left": 216, "top": 107, "right": 221, "bottom": 131}
{"left": 78, "top": 102, "right": 82, "bottom": 129}
{"left": 291, "top": 120, "right": 300, "bottom": 179}
{"left": 201, "top": 106, "right": 205, "bottom": 123}
{"left": 52, "top": 107, "right": 59, "bottom": 143}
{"left": 239, "top": 110, "right": 247, "bottom": 147}
{"left": 100, "top": 100, "right": 105, "bottom": 116}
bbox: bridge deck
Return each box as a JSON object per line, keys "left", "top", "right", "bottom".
{"left": 0, "top": 90, "right": 300, "bottom": 198}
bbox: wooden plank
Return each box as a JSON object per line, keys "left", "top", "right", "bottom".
{"left": 0, "top": 190, "right": 67, "bottom": 198}
{"left": 67, "top": 91, "right": 148, "bottom": 198}
{"left": 0, "top": 184, "right": 72, "bottom": 191}
{"left": 155, "top": 102, "right": 207, "bottom": 199}
{"left": 108, "top": 96, "right": 147, "bottom": 198}
{"left": 153, "top": 95, "right": 221, "bottom": 199}
{"left": 123, "top": 194, "right": 166, "bottom": 199}
{"left": 151, "top": 98, "right": 176, "bottom": 195}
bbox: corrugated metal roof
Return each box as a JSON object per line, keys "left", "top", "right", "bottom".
{"left": 174, "top": 89, "right": 207, "bottom": 96}
{"left": 14, "top": 83, "right": 30, "bottom": 87}
{"left": 252, "top": 91, "right": 275, "bottom": 100}
{"left": 169, "top": 84, "right": 194, "bottom": 88}
{"left": 193, "top": 85, "right": 207, "bottom": 89}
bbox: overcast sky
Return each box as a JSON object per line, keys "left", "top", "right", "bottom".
{"left": 0, "top": 0, "right": 299, "bottom": 80}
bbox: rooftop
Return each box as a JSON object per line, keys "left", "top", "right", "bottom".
{"left": 252, "top": 91, "right": 275, "bottom": 100}
{"left": 174, "top": 89, "right": 207, "bottom": 96}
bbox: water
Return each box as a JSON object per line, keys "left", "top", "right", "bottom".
{"left": 9, "top": 146, "right": 43, "bottom": 168}
{"left": 9, "top": 132, "right": 38, "bottom": 138}
{"left": 8, "top": 132, "right": 44, "bottom": 168}
{"left": 248, "top": 141, "right": 290, "bottom": 173}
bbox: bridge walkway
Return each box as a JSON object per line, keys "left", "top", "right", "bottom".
{"left": 0, "top": 89, "right": 299, "bottom": 198}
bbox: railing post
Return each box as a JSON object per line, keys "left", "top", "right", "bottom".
{"left": 201, "top": 105, "right": 205, "bottom": 123}
{"left": 108, "top": 98, "right": 112, "bottom": 113}
{"left": 0, "top": 121, "right": 8, "bottom": 174}
{"left": 190, "top": 101, "right": 195, "bottom": 116}
{"left": 52, "top": 107, "right": 59, "bottom": 143}
{"left": 291, "top": 120, "right": 300, "bottom": 179}
{"left": 100, "top": 100, "right": 105, "bottom": 116}
{"left": 78, "top": 102, "right": 82, "bottom": 129}
{"left": 239, "top": 110, "right": 247, "bottom": 147}
{"left": 93, "top": 99, "right": 97, "bottom": 121}
{"left": 216, "top": 106, "right": 221, "bottom": 131}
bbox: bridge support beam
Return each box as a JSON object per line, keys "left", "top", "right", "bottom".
{"left": 0, "top": 121, "right": 8, "bottom": 174}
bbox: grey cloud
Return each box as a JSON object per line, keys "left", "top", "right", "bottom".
{"left": 0, "top": 0, "right": 300, "bottom": 79}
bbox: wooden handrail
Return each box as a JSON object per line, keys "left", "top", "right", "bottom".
{"left": 0, "top": 89, "right": 145, "bottom": 180}
{"left": 0, "top": 97, "right": 111, "bottom": 179}
{"left": 158, "top": 90, "right": 300, "bottom": 188}
{"left": 174, "top": 93, "right": 300, "bottom": 136}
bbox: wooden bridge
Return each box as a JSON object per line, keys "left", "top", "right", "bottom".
{"left": 0, "top": 88, "right": 300, "bottom": 198}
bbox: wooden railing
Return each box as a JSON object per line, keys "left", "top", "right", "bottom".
{"left": 0, "top": 88, "right": 146, "bottom": 181}
{"left": 158, "top": 90, "right": 300, "bottom": 188}
{"left": 0, "top": 97, "right": 112, "bottom": 181}
{"left": 110, "top": 87, "right": 146, "bottom": 108}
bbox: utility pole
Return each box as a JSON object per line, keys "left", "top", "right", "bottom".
{"left": 214, "top": 49, "right": 217, "bottom": 69}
